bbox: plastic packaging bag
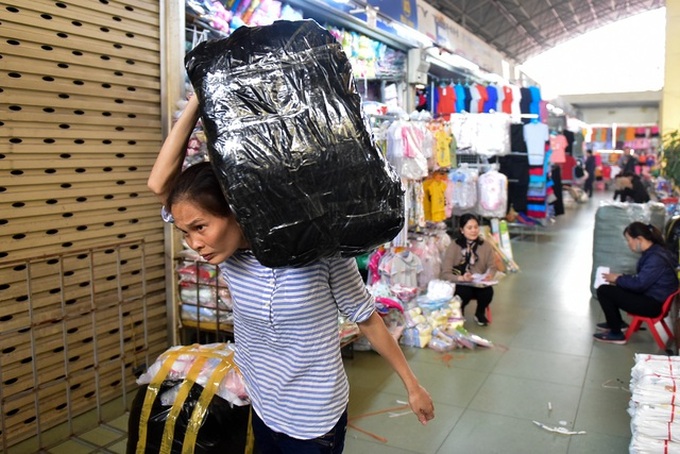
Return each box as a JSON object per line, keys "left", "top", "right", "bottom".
{"left": 185, "top": 20, "right": 404, "bottom": 267}
{"left": 129, "top": 344, "right": 250, "bottom": 453}
{"left": 127, "top": 380, "right": 250, "bottom": 454}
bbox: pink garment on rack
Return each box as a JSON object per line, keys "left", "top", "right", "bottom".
{"left": 402, "top": 124, "right": 423, "bottom": 158}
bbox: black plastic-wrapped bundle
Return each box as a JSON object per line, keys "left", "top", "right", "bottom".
{"left": 127, "top": 381, "right": 250, "bottom": 454}
{"left": 185, "top": 20, "right": 404, "bottom": 267}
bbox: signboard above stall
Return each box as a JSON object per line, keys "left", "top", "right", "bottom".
{"left": 297, "top": 0, "right": 510, "bottom": 77}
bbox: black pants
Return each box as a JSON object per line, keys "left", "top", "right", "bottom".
{"left": 596, "top": 285, "right": 663, "bottom": 333}
{"left": 584, "top": 175, "right": 594, "bottom": 196}
{"left": 455, "top": 285, "right": 494, "bottom": 317}
{"left": 252, "top": 409, "right": 347, "bottom": 454}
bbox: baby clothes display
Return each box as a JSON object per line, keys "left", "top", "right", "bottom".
{"left": 449, "top": 166, "right": 478, "bottom": 215}
{"left": 386, "top": 250, "right": 424, "bottom": 288}
{"left": 386, "top": 120, "right": 432, "bottom": 180}
{"left": 449, "top": 113, "right": 511, "bottom": 156}
{"left": 477, "top": 170, "right": 508, "bottom": 218}
{"left": 422, "top": 172, "right": 449, "bottom": 222}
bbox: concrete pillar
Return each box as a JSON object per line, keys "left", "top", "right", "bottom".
{"left": 662, "top": 0, "right": 680, "bottom": 134}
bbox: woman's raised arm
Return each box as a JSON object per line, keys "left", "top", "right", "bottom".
{"left": 147, "top": 95, "right": 200, "bottom": 205}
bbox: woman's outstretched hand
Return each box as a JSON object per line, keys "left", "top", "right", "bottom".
{"left": 409, "top": 384, "right": 435, "bottom": 425}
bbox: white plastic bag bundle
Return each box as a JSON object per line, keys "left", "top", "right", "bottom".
{"left": 629, "top": 354, "right": 680, "bottom": 453}
{"left": 137, "top": 343, "right": 249, "bottom": 407}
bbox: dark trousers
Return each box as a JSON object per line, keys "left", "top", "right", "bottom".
{"left": 252, "top": 409, "right": 348, "bottom": 454}
{"left": 584, "top": 175, "right": 594, "bottom": 196}
{"left": 455, "top": 285, "right": 494, "bottom": 317}
{"left": 596, "top": 285, "right": 663, "bottom": 333}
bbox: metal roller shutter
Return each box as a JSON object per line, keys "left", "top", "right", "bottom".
{"left": 0, "top": 0, "right": 169, "bottom": 449}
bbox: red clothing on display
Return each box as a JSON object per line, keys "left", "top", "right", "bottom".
{"left": 475, "top": 84, "right": 488, "bottom": 114}
{"left": 501, "top": 86, "right": 513, "bottom": 114}
{"left": 437, "top": 85, "right": 456, "bottom": 117}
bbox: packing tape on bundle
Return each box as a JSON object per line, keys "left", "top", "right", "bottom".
{"left": 136, "top": 344, "right": 239, "bottom": 454}
{"left": 136, "top": 346, "right": 190, "bottom": 453}
{"left": 158, "top": 355, "right": 209, "bottom": 454}
{"left": 182, "top": 355, "right": 236, "bottom": 453}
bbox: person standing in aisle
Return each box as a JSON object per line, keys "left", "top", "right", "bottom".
{"left": 594, "top": 222, "right": 678, "bottom": 344}
{"left": 148, "top": 95, "right": 435, "bottom": 453}
{"left": 440, "top": 213, "right": 497, "bottom": 326}
{"left": 584, "top": 149, "right": 596, "bottom": 197}
{"left": 620, "top": 147, "right": 638, "bottom": 175}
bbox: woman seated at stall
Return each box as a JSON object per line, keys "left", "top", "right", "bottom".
{"left": 594, "top": 222, "right": 678, "bottom": 344}
{"left": 440, "top": 213, "right": 497, "bottom": 326}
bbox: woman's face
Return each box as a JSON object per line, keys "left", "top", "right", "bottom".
{"left": 460, "top": 219, "right": 480, "bottom": 242}
{"left": 171, "top": 200, "right": 247, "bottom": 264}
{"left": 624, "top": 232, "right": 640, "bottom": 253}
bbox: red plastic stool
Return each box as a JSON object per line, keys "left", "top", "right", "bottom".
{"left": 625, "top": 289, "right": 680, "bottom": 349}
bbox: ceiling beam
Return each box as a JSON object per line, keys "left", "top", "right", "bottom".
{"left": 465, "top": 0, "right": 493, "bottom": 17}
{"left": 490, "top": 0, "right": 544, "bottom": 49}
{"left": 423, "top": 0, "right": 664, "bottom": 64}
{"left": 585, "top": 0, "right": 601, "bottom": 27}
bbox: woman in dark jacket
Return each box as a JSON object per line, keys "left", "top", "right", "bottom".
{"left": 613, "top": 172, "right": 650, "bottom": 203}
{"left": 594, "top": 222, "right": 679, "bottom": 344}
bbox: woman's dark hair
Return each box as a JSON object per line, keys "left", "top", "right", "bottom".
{"left": 455, "top": 213, "right": 484, "bottom": 247}
{"left": 624, "top": 221, "right": 665, "bottom": 247}
{"left": 167, "top": 161, "right": 232, "bottom": 218}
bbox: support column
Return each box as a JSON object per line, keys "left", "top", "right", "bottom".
{"left": 662, "top": 0, "right": 680, "bottom": 134}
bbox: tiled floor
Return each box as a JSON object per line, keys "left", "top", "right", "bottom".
{"left": 43, "top": 190, "right": 664, "bottom": 453}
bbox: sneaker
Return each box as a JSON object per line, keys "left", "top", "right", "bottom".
{"left": 593, "top": 331, "right": 626, "bottom": 344}
{"left": 474, "top": 314, "right": 489, "bottom": 326}
{"left": 596, "top": 321, "right": 629, "bottom": 331}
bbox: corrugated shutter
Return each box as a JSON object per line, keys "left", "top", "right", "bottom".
{"left": 0, "top": 0, "right": 169, "bottom": 449}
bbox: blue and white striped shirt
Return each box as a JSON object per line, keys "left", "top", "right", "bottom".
{"left": 220, "top": 251, "right": 375, "bottom": 439}
{"left": 161, "top": 207, "right": 375, "bottom": 438}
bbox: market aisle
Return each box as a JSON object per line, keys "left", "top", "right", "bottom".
{"left": 343, "top": 191, "right": 660, "bottom": 454}
{"left": 39, "top": 191, "right": 661, "bottom": 454}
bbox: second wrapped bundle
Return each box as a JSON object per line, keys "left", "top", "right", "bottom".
{"left": 185, "top": 20, "right": 404, "bottom": 267}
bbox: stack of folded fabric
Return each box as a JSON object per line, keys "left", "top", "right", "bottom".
{"left": 629, "top": 353, "right": 680, "bottom": 453}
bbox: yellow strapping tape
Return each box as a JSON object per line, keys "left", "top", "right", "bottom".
{"left": 136, "top": 345, "right": 197, "bottom": 454}
{"left": 158, "top": 355, "right": 209, "bottom": 454}
{"left": 181, "top": 355, "right": 235, "bottom": 453}
{"left": 245, "top": 407, "right": 255, "bottom": 454}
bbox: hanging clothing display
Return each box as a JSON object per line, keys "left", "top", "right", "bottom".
{"left": 449, "top": 166, "right": 478, "bottom": 215}
{"left": 519, "top": 86, "right": 532, "bottom": 118}
{"left": 529, "top": 85, "right": 542, "bottom": 118}
{"left": 496, "top": 154, "right": 529, "bottom": 213}
{"left": 463, "top": 85, "right": 472, "bottom": 113}
{"left": 523, "top": 121, "right": 550, "bottom": 166}
{"left": 422, "top": 172, "right": 449, "bottom": 222}
{"left": 449, "top": 113, "right": 511, "bottom": 156}
{"left": 483, "top": 84, "right": 498, "bottom": 113}
{"left": 549, "top": 132, "right": 568, "bottom": 164}
{"left": 431, "top": 124, "right": 454, "bottom": 169}
{"left": 477, "top": 170, "right": 508, "bottom": 218}
{"left": 436, "top": 84, "right": 456, "bottom": 118}
{"left": 455, "top": 83, "right": 466, "bottom": 113}
{"left": 526, "top": 149, "right": 553, "bottom": 219}
{"left": 385, "top": 120, "right": 432, "bottom": 180}
{"left": 469, "top": 84, "right": 481, "bottom": 113}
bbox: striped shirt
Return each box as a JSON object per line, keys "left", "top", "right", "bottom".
{"left": 220, "top": 251, "right": 375, "bottom": 439}
{"left": 161, "top": 207, "right": 376, "bottom": 438}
